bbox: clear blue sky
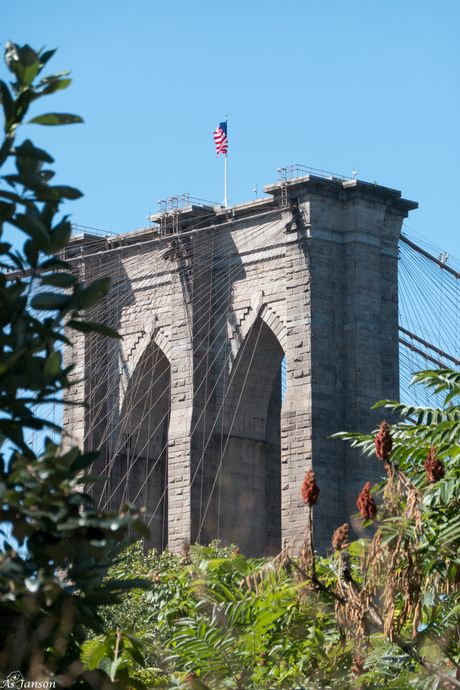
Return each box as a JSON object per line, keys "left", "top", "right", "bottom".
{"left": 4, "top": 0, "right": 460, "bottom": 255}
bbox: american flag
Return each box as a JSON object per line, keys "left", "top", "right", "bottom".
{"left": 213, "top": 121, "right": 228, "bottom": 157}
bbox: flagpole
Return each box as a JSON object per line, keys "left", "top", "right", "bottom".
{"left": 224, "top": 115, "right": 228, "bottom": 208}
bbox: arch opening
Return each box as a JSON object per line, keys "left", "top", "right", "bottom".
{"left": 217, "top": 317, "right": 284, "bottom": 557}
{"left": 115, "top": 340, "right": 170, "bottom": 551}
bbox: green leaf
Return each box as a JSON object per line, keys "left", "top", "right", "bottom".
{"left": 37, "top": 70, "right": 70, "bottom": 85}
{"left": 0, "top": 348, "right": 26, "bottom": 375}
{"left": 0, "top": 189, "right": 30, "bottom": 205}
{"left": 132, "top": 521, "right": 150, "bottom": 539}
{"left": 51, "top": 185, "right": 83, "bottom": 200}
{"left": 0, "top": 419, "right": 30, "bottom": 455}
{"left": 13, "top": 139, "right": 53, "bottom": 174}
{"left": 40, "top": 78, "right": 72, "bottom": 96}
{"left": 24, "top": 239, "right": 39, "bottom": 267}
{"left": 82, "top": 592, "right": 122, "bottom": 606}
{"left": 10, "top": 213, "right": 50, "bottom": 248}
{"left": 39, "top": 257, "right": 71, "bottom": 271}
{"left": 41, "top": 273, "right": 76, "bottom": 288}
{"left": 126, "top": 646, "right": 145, "bottom": 668}
{"left": 69, "top": 450, "right": 99, "bottom": 472}
{"left": 67, "top": 319, "right": 122, "bottom": 339}
{"left": 49, "top": 218, "right": 71, "bottom": 252}
{"left": 0, "top": 81, "right": 15, "bottom": 125}
{"left": 78, "top": 277, "right": 111, "bottom": 309}
{"left": 28, "top": 113, "right": 84, "bottom": 126}
{"left": 31, "top": 292, "right": 70, "bottom": 311}
{"left": 37, "top": 48, "right": 57, "bottom": 73}
{"left": 5, "top": 42, "right": 40, "bottom": 86}
{"left": 4, "top": 173, "right": 60, "bottom": 201}
{"left": 0, "top": 201, "right": 15, "bottom": 223}
{"left": 98, "top": 656, "right": 122, "bottom": 681}
{"left": 43, "top": 351, "right": 62, "bottom": 384}
{"left": 380, "top": 532, "right": 396, "bottom": 548}
{"left": 100, "top": 578, "right": 152, "bottom": 592}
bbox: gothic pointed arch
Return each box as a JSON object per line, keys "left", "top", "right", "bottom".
{"left": 214, "top": 315, "right": 284, "bottom": 556}
{"left": 112, "top": 337, "right": 171, "bottom": 551}
{"left": 227, "top": 294, "right": 287, "bottom": 370}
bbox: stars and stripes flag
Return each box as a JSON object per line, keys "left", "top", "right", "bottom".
{"left": 213, "top": 121, "right": 228, "bottom": 157}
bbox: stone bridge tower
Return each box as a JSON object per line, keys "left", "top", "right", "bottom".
{"left": 63, "top": 174, "right": 417, "bottom": 556}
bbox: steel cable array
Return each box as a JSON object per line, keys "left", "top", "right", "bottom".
{"left": 20, "top": 212, "right": 460, "bottom": 542}
{"left": 399, "top": 224, "right": 460, "bottom": 406}
{"left": 67, "top": 210, "right": 289, "bottom": 540}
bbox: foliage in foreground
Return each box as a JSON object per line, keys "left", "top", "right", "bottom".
{"left": 0, "top": 42, "right": 150, "bottom": 687}
{"left": 3, "top": 37, "right": 460, "bottom": 690}
{"left": 92, "top": 371, "right": 460, "bottom": 690}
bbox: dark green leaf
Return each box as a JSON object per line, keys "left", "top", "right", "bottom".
{"left": 4, "top": 173, "right": 59, "bottom": 201}
{"left": 37, "top": 70, "right": 70, "bottom": 85}
{"left": 31, "top": 292, "right": 70, "bottom": 311}
{"left": 41, "top": 272, "right": 76, "bottom": 288}
{"left": 78, "top": 277, "right": 111, "bottom": 309}
{"left": 82, "top": 592, "right": 122, "bottom": 606}
{"left": 0, "top": 348, "right": 27, "bottom": 375}
{"left": 100, "top": 578, "right": 152, "bottom": 592}
{"left": 51, "top": 185, "right": 83, "bottom": 200}
{"left": 40, "top": 257, "right": 71, "bottom": 271}
{"left": 0, "top": 419, "right": 30, "bottom": 456}
{"left": 10, "top": 213, "right": 50, "bottom": 248}
{"left": 0, "top": 200, "right": 15, "bottom": 222}
{"left": 13, "top": 139, "right": 53, "bottom": 173}
{"left": 39, "top": 170, "right": 54, "bottom": 183}
{"left": 0, "top": 189, "right": 28, "bottom": 204}
{"left": 43, "top": 351, "right": 62, "bottom": 384}
{"left": 70, "top": 451, "right": 100, "bottom": 472}
{"left": 5, "top": 42, "right": 40, "bottom": 86}
{"left": 37, "top": 48, "right": 57, "bottom": 73}
{"left": 68, "top": 319, "right": 122, "bottom": 339}
{"left": 40, "top": 78, "right": 72, "bottom": 96}
{"left": 24, "top": 239, "right": 38, "bottom": 267}
{"left": 132, "top": 521, "right": 150, "bottom": 539}
{"left": 28, "top": 113, "right": 84, "bottom": 126}
{"left": 49, "top": 218, "right": 71, "bottom": 252}
{"left": 0, "top": 81, "right": 15, "bottom": 124}
{"left": 125, "top": 647, "right": 145, "bottom": 667}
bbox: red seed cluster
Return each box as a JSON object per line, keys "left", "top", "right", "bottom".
{"left": 375, "top": 421, "right": 392, "bottom": 462}
{"left": 425, "top": 447, "right": 445, "bottom": 484}
{"left": 351, "top": 656, "right": 365, "bottom": 676}
{"left": 357, "top": 482, "right": 378, "bottom": 521}
{"left": 332, "top": 523, "right": 350, "bottom": 551}
{"left": 301, "top": 469, "right": 320, "bottom": 506}
{"left": 233, "top": 546, "right": 240, "bottom": 556}
{"left": 184, "top": 672, "right": 197, "bottom": 683}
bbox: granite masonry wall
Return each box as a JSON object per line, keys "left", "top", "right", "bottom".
{"left": 63, "top": 175, "right": 417, "bottom": 556}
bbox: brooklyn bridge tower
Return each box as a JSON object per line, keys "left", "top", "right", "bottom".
{"left": 63, "top": 170, "right": 417, "bottom": 555}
